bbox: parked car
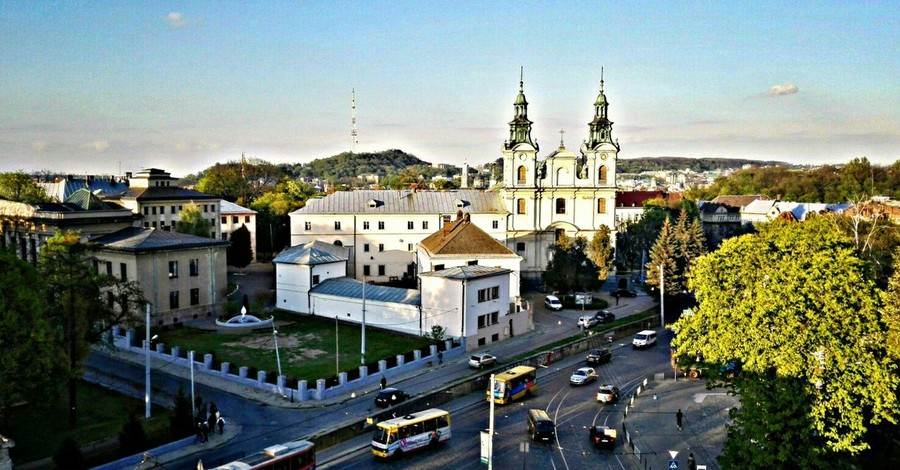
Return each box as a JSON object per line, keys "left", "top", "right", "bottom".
{"left": 589, "top": 425, "right": 617, "bottom": 449}
{"left": 611, "top": 288, "right": 638, "bottom": 298}
{"left": 544, "top": 295, "right": 563, "bottom": 311}
{"left": 374, "top": 387, "right": 410, "bottom": 408}
{"left": 594, "top": 310, "right": 615, "bottom": 323}
{"left": 569, "top": 367, "right": 598, "bottom": 386}
{"left": 468, "top": 353, "right": 497, "bottom": 369}
{"left": 577, "top": 315, "right": 599, "bottom": 329}
{"left": 586, "top": 348, "right": 612, "bottom": 365}
{"left": 596, "top": 384, "right": 620, "bottom": 403}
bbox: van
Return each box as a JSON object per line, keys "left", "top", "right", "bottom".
{"left": 526, "top": 409, "right": 556, "bottom": 442}
{"left": 632, "top": 330, "right": 657, "bottom": 349}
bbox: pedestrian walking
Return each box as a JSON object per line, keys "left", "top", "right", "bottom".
{"left": 207, "top": 412, "right": 216, "bottom": 435}
{"left": 200, "top": 421, "right": 210, "bottom": 443}
{"left": 688, "top": 453, "right": 697, "bottom": 470}
{"left": 380, "top": 376, "right": 387, "bottom": 390}
{"left": 437, "top": 350, "right": 443, "bottom": 365}
{"left": 217, "top": 416, "right": 225, "bottom": 434}
{"left": 614, "top": 292, "right": 620, "bottom": 306}
{"left": 676, "top": 409, "right": 684, "bottom": 430}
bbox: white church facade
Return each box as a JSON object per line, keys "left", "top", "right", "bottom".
{"left": 289, "top": 74, "right": 620, "bottom": 285}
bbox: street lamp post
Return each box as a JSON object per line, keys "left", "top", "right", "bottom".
{"left": 335, "top": 316, "right": 340, "bottom": 376}
{"left": 488, "top": 373, "right": 495, "bottom": 470}
{"left": 273, "top": 322, "right": 283, "bottom": 393}
{"left": 144, "top": 303, "right": 151, "bottom": 419}
{"left": 361, "top": 277, "right": 367, "bottom": 366}
{"left": 189, "top": 349, "right": 196, "bottom": 422}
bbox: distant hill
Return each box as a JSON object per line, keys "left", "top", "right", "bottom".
{"left": 617, "top": 157, "right": 793, "bottom": 173}
{"left": 282, "top": 149, "right": 432, "bottom": 181}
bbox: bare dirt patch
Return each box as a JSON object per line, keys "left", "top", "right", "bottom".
{"left": 223, "top": 332, "right": 327, "bottom": 359}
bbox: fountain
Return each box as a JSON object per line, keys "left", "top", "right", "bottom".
{"left": 216, "top": 306, "right": 274, "bottom": 330}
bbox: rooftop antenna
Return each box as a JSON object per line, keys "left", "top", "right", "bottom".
{"left": 351, "top": 89, "right": 358, "bottom": 153}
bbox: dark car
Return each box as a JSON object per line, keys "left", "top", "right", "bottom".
{"left": 589, "top": 425, "right": 617, "bottom": 449}
{"left": 586, "top": 348, "right": 612, "bottom": 365}
{"left": 594, "top": 310, "right": 616, "bottom": 323}
{"left": 374, "top": 388, "right": 410, "bottom": 408}
{"left": 611, "top": 288, "right": 638, "bottom": 298}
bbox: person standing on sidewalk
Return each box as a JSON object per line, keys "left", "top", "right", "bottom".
{"left": 676, "top": 409, "right": 684, "bottom": 430}
{"left": 380, "top": 376, "right": 387, "bottom": 390}
{"left": 438, "top": 350, "right": 443, "bottom": 365}
{"left": 688, "top": 453, "right": 697, "bottom": 470}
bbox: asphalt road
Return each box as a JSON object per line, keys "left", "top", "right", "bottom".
{"left": 321, "top": 334, "right": 673, "bottom": 470}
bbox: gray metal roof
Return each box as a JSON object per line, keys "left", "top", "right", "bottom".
{"left": 291, "top": 189, "right": 506, "bottom": 215}
{"left": 90, "top": 227, "right": 229, "bottom": 253}
{"left": 311, "top": 277, "right": 420, "bottom": 305}
{"left": 220, "top": 200, "right": 257, "bottom": 214}
{"left": 419, "top": 265, "right": 512, "bottom": 280}
{"left": 273, "top": 240, "right": 348, "bottom": 265}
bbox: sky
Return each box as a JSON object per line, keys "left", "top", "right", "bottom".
{"left": 1, "top": 1, "right": 897, "bottom": 177}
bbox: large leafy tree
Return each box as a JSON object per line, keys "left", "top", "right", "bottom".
{"left": 587, "top": 225, "right": 614, "bottom": 282}
{"left": 0, "top": 171, "right": 50, "bottom": 203}
{"left": 671, "top": 216, "right": 898, "bottom": 465}
{"left": 196, "top": 163, "right": 250, "bottom": 203}
{"left": 645, "top": 218, "right": 679, "bottom": 295}
{"left": 542, "top": 234, "right": 600, "bottom": 293}
{"left": 0, "top": 248, "right": 64, "bottom": 423}
{"left": 250, "top": 179, "right": 314, "bottom": 255}
{"left": 176, "top": 202, "right": 211, "bottom": 238}
{"left": 39, "top": 231, "right": 145, "bottom": 426}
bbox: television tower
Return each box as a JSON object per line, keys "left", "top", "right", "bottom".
{"left": 351, "top": 89, "right": 358, "bottom": 153}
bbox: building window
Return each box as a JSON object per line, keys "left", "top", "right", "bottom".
{"left": 190, "top": 258, "right": 199, "bottom": 276}
{"left": 169, "top": 290, "right": 179, "bottom": 309}
{"left": 334, "top": 221, "right": 341, "bottom": 230}
{"left": 516, "top": 242, "right": 526, "bottom": 252}
{"left": 334, "top": 240, "right": 343, "bottom": 247}
{"left": 378, "top": 221, "right": 385, "bottom": 230}
{"left": 304, "top": 221, "right": 311, "bottom": 230}
{"left": 378, "top": 265, "right": 385, "bottom": 276}
{"left": 363, "top": 265, "right": 371, "bottom": 276}
{"left": 151, "top": 206, "right": 157, "bottom": 215}
{"left": 467, "top": 260, "right": 478, "bottom": 266}
{"left": 203, "top": 205, "right": 208, "bottom": 213}
{"left": 222, "top": 234, "right": 228, "bottom": 240}
{"left": 477, "top": 312, "right": 500, "bottom": 329}
{"left": 477, "top": 286, "right": 500, "bottom": 303}
{"left": 232, "top": 215, "right": 238, "bottom": 223}
{"left": 168, "top": 261, "right": 178, "bottom": 278}
{"left": 517, "top": 199, "right": 526, "bottom": 214}
{"left": 245, "top": 216, "right": 250, "bottom": 223}
{"left": 597, "top": 197, "right": 607, "bottom": 214}
{"left": 478, "top": 338, "right": 486, "bottom": 346}
{"left": 144, "top": 222, "right": 150, "bottom": 228}
{"left": 422, "top": 221, "right": 429, "bottom": 230}
{"left": 378, "top": 244, "right": 384, "bottom": 252}
{"left": 598, "top": 165, "right": 608, "bottom": 184}
{"left": 143, "top": 207, "right": 148, "bottom": 215}
{"left": 492, "top": 220, "right": 499, "bottom": 229}
{"left": 492, "top": 333, "right": 499, "bottom": 342}
{"left": 363, "top": 221, "right": 370, "bottom": 230}
{"left": 407, "top": 221, "right": 414, "bottom": 230}
{"left": 408, "top": 243, "right": 414, "bottom": 251}
{"left": 171, "top": 206, "right": 177, "bottom": 214}
{"left": 555, "top": 198, "right": 566, "bottom": 214}
{"left": 364, "top": 243, "right": 370, "bottom": 252}
{"left": 434, "top": 264, "right": 445, "bottom": 271}
{"left": 120, "top": 263, "right": 127, "bottom": 280}
{"left": 312, "top": 274, "right": 320, "bottom": 285}
{"left": 190, "top": 288, "right": 200, "bottom": 306}
{"left": 443, "top": 215, "right": 451, "bottom": 223}
{"left": 221, "top": 216, "right": 227, "bottom": 223}
{"left": 517, "top": 166, "right": 527, "bottom": 184}
{"left": 151, "top": 221, "right": 157, "bottom": 228}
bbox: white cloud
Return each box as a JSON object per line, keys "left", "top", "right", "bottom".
{"left": 165, "top": 12, "right": 186, "bottom": 28}
{"left": 82, "top": 140, "right": 110, "bottom": 152}
{"left": 765, "top": 83, "right": 799, "bottom": 97}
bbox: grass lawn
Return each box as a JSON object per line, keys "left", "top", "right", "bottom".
{"left": 4, "top": 380, "right": 173, "bottom": 466}
{"left": 154, "top": 312, "right": 436, "bottom": 382}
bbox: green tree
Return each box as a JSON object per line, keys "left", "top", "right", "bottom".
{"left": 542, "top": 234, "right": 601, "bottom": 293}
{"left": 0, "top": 171, "right": 50, "bottom": 203}
{"left": 176, "top": 202, "right": 211, "bottom": 238}
{"left": 197, "top": 163, "right": 249, "bottom": 203}
{"left": 39, "top": 231, "right": 144, "bottom": 426}
{"left": 170, "top": 387, "right": 195, "bottom": 438}
{"left": 672, "top": 216, "right": 898, "bottom": 463}
{"left": 646, "top": 218, "right": 678, "bottom": 295}
{"left": 587, "top": 225, "right": 614, "bottom": 282}
{"left": 118, "top": 412, "right": 147, "bottom": 454}
{"left": 227, "top": 224, "right": 253, "bottom": 270}
{"left": 0, "top": 248, "right": 64, "bottom": 423}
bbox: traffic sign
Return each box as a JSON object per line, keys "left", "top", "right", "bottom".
{"left": 668, "top": 459, "right": 679, "bottom": 470}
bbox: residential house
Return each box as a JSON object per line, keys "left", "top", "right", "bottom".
{"left": 219, "top": 200, "right": 258, "bottom": 261}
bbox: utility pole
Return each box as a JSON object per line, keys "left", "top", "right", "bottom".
{"left": 144, "top": 303, "right": 151, "bottom": 419}
{"left": 361, "top": 277, "right": 367, "bottom": 365}
{"left": 659, "top": 264, "right": 665, "bottom": 327}
{"left": 488, "top": 374, "right": 495, "bottom": 470}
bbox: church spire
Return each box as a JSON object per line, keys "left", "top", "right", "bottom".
{"left": 505, "top": 67, "right": 537, "bottom": 151}
{"left": 586, "top": 67, "right": 614, "bottom": 149}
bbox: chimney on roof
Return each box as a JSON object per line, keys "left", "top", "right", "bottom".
{"left": 464, "top": 212, "right": 471, "bottom": 222}
{"left": 456, "top": 210, "right": 463, "bottom": 220}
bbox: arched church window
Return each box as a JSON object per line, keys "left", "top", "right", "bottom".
{"left": 334, "top": 240, "right": 343, "bottom": 247}
{"left": 516, "top": 199, "right": 526, "bottom": 214}
{"left": 598, "top": 165, "right": 608, "bottom": 184}
{"left": 597, "top": 198, "right": 607, "bottom": 214}
{"left": 517, "top": 166, "right": 527, "bottom": 184}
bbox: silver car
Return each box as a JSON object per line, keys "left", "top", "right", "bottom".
{"left": 569, "top": 367, "right": 598, "bottom": 386}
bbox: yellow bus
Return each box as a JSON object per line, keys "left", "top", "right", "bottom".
{"left": 371, "top": 408, "right": 451, "bottom": 459}
{"left": 487, "top": 366, "right": 537, "bottom": 404}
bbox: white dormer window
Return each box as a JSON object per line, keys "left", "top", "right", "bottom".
{"left": 454, "top": 199, "right": 465, "bottom": 208}
{"left": 367, "top": 199, "right": 378, "bottom": 208}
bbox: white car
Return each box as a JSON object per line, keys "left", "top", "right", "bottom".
{"left": 544, "top": 295, "right": 563, "bottom": 311}
{"left": 468, "top": 353, "right": 497, "bottom": 369}
{"left": 569, "top": 367, "right": 598, "bottom": 386}
{"left": 577, "top": 315, "right": 599, "bottom": 329}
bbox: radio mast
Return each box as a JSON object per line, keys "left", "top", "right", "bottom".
{"left": 351, "top": 89, "right": 358, "bottom": 153}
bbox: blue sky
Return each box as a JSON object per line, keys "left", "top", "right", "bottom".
{"left": 1, "top": 1, "right": 897, "bottom": 176}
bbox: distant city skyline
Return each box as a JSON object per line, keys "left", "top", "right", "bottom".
{"left": 1, "top": 1, "right": 897, "bottom": 177}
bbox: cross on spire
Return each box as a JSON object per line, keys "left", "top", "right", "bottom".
{"left": 559, "top": 129, "right": 565, "bottom": 148}
{"left": 600, "top": 66, "right": 605, "bottom": 92}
